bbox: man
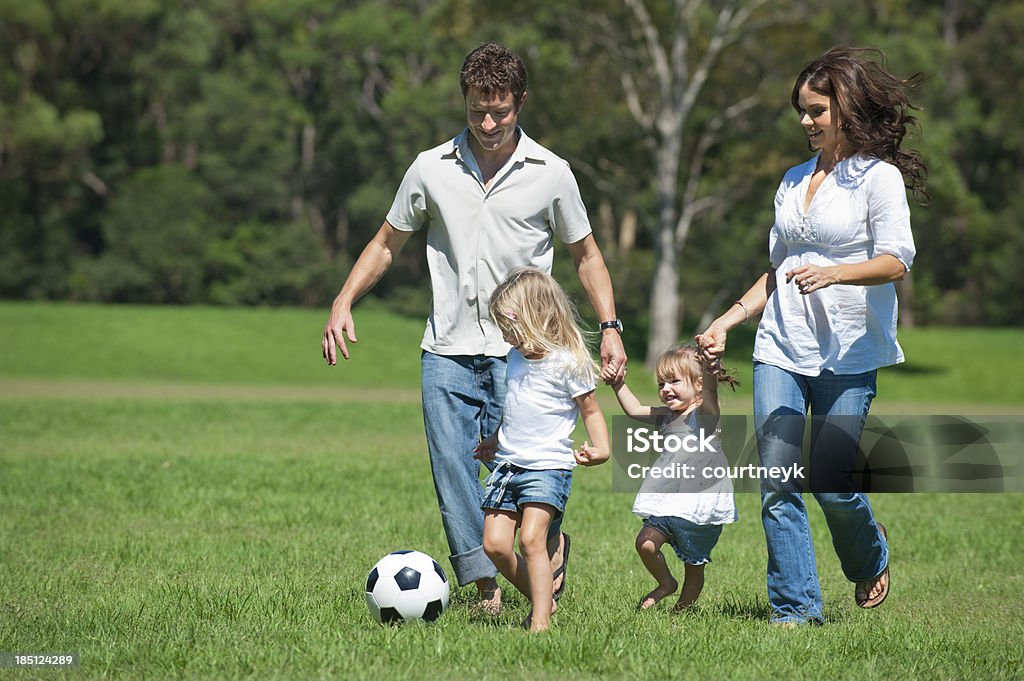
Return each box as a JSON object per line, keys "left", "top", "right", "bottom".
{"left": 322, "top": 42, "right": 626, "bottom": 613}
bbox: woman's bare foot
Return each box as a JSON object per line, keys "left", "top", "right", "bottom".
{"left": 638, "top": 578, "right": 678, "bottom": 610}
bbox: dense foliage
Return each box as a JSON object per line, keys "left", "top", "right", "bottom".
{"left": 2, "top": 1, "right": 1018, "bottom": 353}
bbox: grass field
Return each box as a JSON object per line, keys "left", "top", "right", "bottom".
{"left": 1, "top": 302, "right": 1023, "bottom": 679}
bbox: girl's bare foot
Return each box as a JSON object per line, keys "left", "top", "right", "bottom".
{"left": 670, "top": 564, "right": 705, "bottom": 612}
{"left": 671, "top": 591, "right": 698, "bottom": 613}
{"left": 638, "top": 578, "right": 678, "bottom": 610}
{"left": 522, "top": 599, "right": 557, "bottom": 631}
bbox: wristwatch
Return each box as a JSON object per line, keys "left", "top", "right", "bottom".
{"left": 599, "top": 319, "right": 623, "bottom": 333}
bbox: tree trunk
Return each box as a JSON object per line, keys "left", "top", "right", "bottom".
{"left": 646, "top": 139, "right": 682, "bottom": 367}
{"left": 618, "top": 209, "right": 637, "bottom": 255}
{"left": 597, "top": 199, "right": 616, "bottom": 258}
{"left": 647, "top": 224, "right": 680, "bottom": 369}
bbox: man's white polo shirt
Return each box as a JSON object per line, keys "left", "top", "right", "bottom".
{"left": 386, "top": 127, "right": 593, "bottom": 357}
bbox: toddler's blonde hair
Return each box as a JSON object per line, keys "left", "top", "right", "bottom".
{"left": 489, "top": 267, "right": 596, "bottom": 380}
{"left": 656, "top": 343, "right": 738, "bottom": 404}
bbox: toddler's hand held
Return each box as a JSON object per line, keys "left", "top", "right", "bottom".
{"left": 695, "top": 329, "right": 726, "bottom": 363}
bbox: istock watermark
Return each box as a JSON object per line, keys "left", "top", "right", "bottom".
{"left": 610, "top": 415, "right": 1024, "bottom": 494}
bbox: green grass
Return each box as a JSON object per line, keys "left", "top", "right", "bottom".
{"left": 1, "top": 302, "right": 1023, "bottom": 679}
{"left": 709, "top": 324, "right": 1024, "bottom": 408}
{"left": 2, "top": 302, "right": 1023, "bottom": 406}
{"left": 0, "top": 301, "right": 424, "bottom": 388}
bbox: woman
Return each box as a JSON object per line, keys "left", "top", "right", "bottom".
{"left": 697, "top": 47, "right": 928, "bottom": 626}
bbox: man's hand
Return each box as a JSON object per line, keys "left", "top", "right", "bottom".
{"left": 599, "top": 330, "right": 627, "bottom": 384}
{"left": 320, "top": 222, "right": 411, "bottom": 366}
{"left": 473, "top": 434, "right": 499, "bottom": 462}
{"left": 323, "top": 304, "right": 357, "bottom": 365}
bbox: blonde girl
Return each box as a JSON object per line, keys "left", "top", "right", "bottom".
{"left": 473, "top": 267, "right": 610, "bottom": 632}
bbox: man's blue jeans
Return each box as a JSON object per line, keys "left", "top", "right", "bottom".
{"left": 753, "top": 361, "right": 889, "bottom": 624}
{"left": 421, "top": 352, "right": 507, "bottom": 587}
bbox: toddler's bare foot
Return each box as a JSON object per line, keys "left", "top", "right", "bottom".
{"left": 672, "top": 581, "right": 703, "bottom": 612}
{"left": 671, "top": 597, "right": 695, "bottom": 613}
{"left": 638, "top": 578, "right": 678, "bottom": 610}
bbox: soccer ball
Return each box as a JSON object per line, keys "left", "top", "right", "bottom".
{"left": 365, "top": 550, "right": 450, "bottom": 625}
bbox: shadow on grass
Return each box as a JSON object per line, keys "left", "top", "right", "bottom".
{"left": 887, "top": 361, "right": 947, "bottom": 376}
{"left": 714, "top": 597, "right": 773, "bottom": 621}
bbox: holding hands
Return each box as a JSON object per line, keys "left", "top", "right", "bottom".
{"left": 474, "top": 434, "right": 607, "bottom": 466}
{"left": 599, "top": 333, "right": 628, "bottom": 384}
{"left": 473, "top": 434, "right": 499, "bottom": 462}
{"left": 695, "top": 326, "right": 727, "bottom": 366}
{"left": 574, "top": 441, "right": 608, "bottom": 466}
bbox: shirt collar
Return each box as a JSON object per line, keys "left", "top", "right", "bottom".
{"left": 447, "top": 126, "right": 546, "bottom": 166}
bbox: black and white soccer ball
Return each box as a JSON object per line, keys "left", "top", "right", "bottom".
{"left": 365, "top": 550, "right": 450, "bottom": 625}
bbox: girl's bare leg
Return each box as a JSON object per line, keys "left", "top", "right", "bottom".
{"left": 635, "top": 526, "right": 678, "bottom": 609}
{"left": 482, "top": 510, "right": 527, "bottom": 596}
{"left": 519, "top": 503, "right": 558, "bottom": 631}
{"left": 672, "top": 563, "right": 706, "bottom": 612}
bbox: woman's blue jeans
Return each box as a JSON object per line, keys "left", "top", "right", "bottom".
{"left": 753, "top": 361, "right": 889, "bottom": 624}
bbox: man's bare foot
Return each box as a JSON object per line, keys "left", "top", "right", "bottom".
{"left": 638, "top": 578, "right": 678, "bottom": 610}
{"left": 474, "top": 581, "right": 502, "bottom": 616}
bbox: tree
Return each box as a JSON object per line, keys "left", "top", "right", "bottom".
{"left": 596, "top": 0, "right": 806, "bottom": 364}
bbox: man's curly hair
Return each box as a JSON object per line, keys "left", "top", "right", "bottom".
{"left": 459, "top": 42, "right": 527, "bottom": 108}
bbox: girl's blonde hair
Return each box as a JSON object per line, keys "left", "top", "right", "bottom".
{"left": 489, "top": 267, "right": 596, "bottom": 380}
{"left": 655, "top": 343, "right": 738, "bottom": 405}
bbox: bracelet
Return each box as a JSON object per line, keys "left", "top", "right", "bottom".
{"left": 734, "top": 300, "right": 749, "bottom": 325}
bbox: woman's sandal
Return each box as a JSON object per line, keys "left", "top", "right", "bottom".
{"left": 856, "top": 522, "right": 889, "bottom": 608}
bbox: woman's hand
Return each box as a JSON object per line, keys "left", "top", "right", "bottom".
{"left": 695, "top": 325, "right": 728, "bottom": 364}
{"left": 786, "top": 264, "right": 841, "bottom": 295}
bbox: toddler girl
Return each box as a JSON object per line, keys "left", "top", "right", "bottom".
{"left": 611, "top": 343, "right": 737, "bottom": 612}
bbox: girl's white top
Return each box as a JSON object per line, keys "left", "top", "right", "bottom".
{"left": 754, "top": 154, "right": 916, "bottom": 376}
{"left": 632, "top": 410, "right": 738, "bottom": 526}
{"left": 496, "top": 349, "right": 595, "bottom": 470}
